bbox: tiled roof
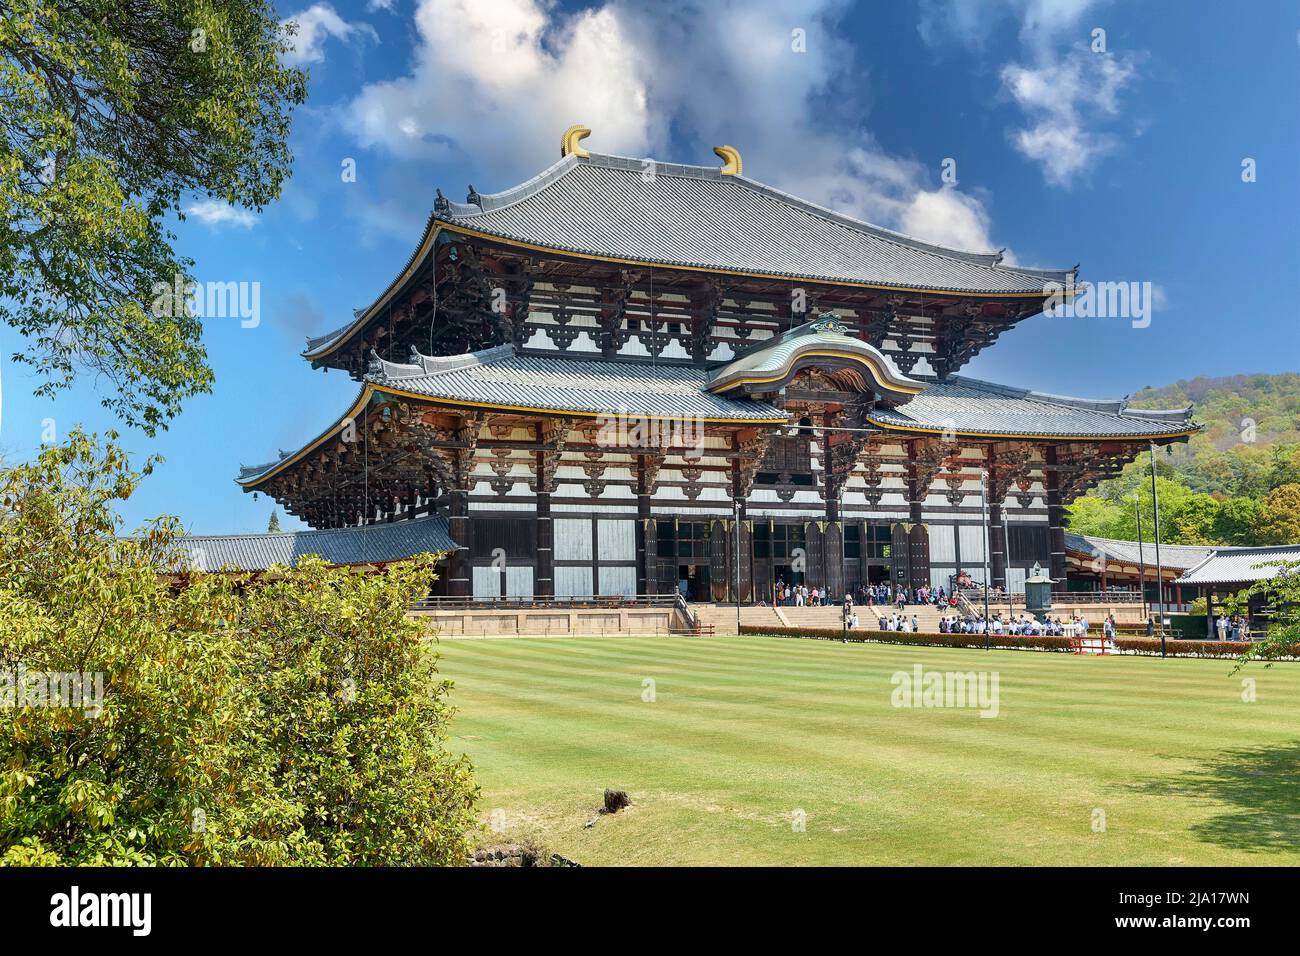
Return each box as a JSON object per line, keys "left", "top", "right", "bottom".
{"left": 434, "top": 152, "right": 1072, "bottom": 295}
{"left": 303, "top": 150, "right": 1075, "bottom": 360}
{"left": 1175, "top": 546, "right": 1300, "bottom": 586}
{"left": 1065, "top": 532, "right": 1214, "bottom": 571}
{"left": 708, "top": 316, "right": 922, "bottom": 399}
{"left": 168, "top": 515, "right": 459, "bottom": 572}
{"left": 369, "top": 346, "right": 787, "bottom": 421}
{"left": 867, "top": 376, "right": 1198, "bottom": 439}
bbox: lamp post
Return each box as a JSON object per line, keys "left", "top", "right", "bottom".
{"left": 1134, "top": 493, "right": 1147, "bottom": 622}
{"left": 733, "top": 497, "right": 742, "bottom": 635}
{"left": 1149, "top": 443, "right": 1166, "bottom": 657}
{"left": 980, "top": 470, "right": 991, "bottom": 650}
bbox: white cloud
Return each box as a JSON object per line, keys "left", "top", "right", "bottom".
{"left": 185, "top": 201, "right": 257, "bottom": 229}
{"left": 1001, "top": 48, "right": 1137, "bottom": 186}
{"left": 348, "top": 0, "right": 652, "bottom": 174}
{"left": 282, "top": 3, "right": 379, "bottom": 66}
{"left": 920, "top": 0, "right": 1140, "bottom": 187}
{"left": 367, "top": 0, "right": 396, "bottom": 10}
{"left": 345, "top": 0, "right": 1014, "bottom": 255}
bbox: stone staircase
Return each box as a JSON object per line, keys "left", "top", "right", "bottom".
{"left": 688, "top": 603, "right": 785, "bottom": 635}
{"left": 861, "top": 604, "right": 947, "bottom": 633}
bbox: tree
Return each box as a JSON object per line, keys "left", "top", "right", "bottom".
{"left": 1257, "top": 484, "right": 1300, "bottom": 545}
{"left": 0, "top": 2, "right": 306, "bottom": 433}
{"left": 0, "top": 431, "right": 477, "bottom": 865}
{"left": 1212, "top": 496, "right": 1262, "bottom": 546}
{"left": 1229, "top": 561, "right": 1300, "bottom": 671}
{"left": 267, "top": 509, "right": 281, "bottom": 533}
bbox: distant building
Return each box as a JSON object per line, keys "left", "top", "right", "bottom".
{"left": 1065, "top": 532, "right": 1214, "bottom": 610}
{"left": 1177, "top": 545, "right": 1300, "bottom": 636}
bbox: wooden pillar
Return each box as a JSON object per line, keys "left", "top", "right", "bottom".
{"left": 732, "top": 457, "right": 752, "bottom": 603}
{"left": 989, "top": 502, "right": 1007, "bottom": 591}
{"left": 535, "top": 443, "right": 554, "bottom": 599}
{"left": 824, "top": 521, "right": 845, "bottom": 600}
{"left": 535, "top": 490, "right": 553, "bottom": 598}
{"left": 447, "top": 486, "right": 471, "bottom": 597}
{"left": 636, "top": 454, "right": 652, "bottom": 595}
{"left": 1044, "top": 445, "right": 1068, "bottom": 582}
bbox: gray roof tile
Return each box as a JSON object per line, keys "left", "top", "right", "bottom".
{"left": 1175, "top": 546, "right": 1300, "bottom": 586}
{"left": 868, "top": 376, "right": 1198, "bottom": 439}
{"left": 370, "top": 347, "right": 786, "bottom": 421}
{"left": 437, "top": 152, "right": 1072, "bottom": 295}
{"left": 1065, "top": 532, "right": 1214, "bottom": 570}
{"left": 168, "top": 515, "right": 459, "bottom": 572}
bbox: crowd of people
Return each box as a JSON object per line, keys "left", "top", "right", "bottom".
{"left": 771, "top": 574, "right": 1122, "bottom": 638}
{"left": 1214, "top": 614, "right": 1251, "bottom": 641}
{"left": 854, "top": 582, "right": 957, "bottom": 609}
{"left": 937, "top": 612, "right": 1113, "bottom": 637}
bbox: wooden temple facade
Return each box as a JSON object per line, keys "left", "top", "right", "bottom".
{"left": 239, "top": 130, "right": 1199, "bottom": 602}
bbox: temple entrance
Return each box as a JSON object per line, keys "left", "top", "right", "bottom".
{"left": 678, "top": 564, "right": 711, "bottom": 602}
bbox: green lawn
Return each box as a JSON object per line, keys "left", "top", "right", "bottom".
{"left": 435, "top": 635, "right": 1300, "bottom": 866}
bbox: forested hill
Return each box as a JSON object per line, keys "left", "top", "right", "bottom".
{"left": 1128, "top": 372, "right": 1300, "bottom": 453}
{"left": 1065, "top": 372, "right": 1300, "bottom": 546}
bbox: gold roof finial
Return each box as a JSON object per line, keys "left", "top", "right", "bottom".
{"left": 713, "top": 145, "right": 742, "bottom": 176}
{"left": 561, "top": 125, "right": 592, "bottom": 158}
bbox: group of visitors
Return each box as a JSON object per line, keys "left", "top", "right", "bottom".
{"left": 1214, "top": 614, "right": 1250, "bottom": 641}
{"left": 774, "top": 582, "right": 837, "bottom": 606}
{"left": 876, "top": 613, "right": 921, "bottom": 633}
{"left": 855, "top": 583, "right": 954, "bottom": 608}
{"left": 936, "top": 612, "right": 1109, "bottom": 637}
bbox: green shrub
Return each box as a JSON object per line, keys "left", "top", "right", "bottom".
{"left": 0, "top": 431, "right": 478, "bottom": 866}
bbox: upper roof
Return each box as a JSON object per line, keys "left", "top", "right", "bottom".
{"left": 303, "top": 146, "right": 1076, "bottom": 361}
{"left": 435, "top": 151, "right": 1072, "bottom": 294}
{"left": 166, "top": 515, "right": 459, "bottom": 572}
{"left": 1065, "top": 532, "right": 1214, "bottom": 571}
{"left": 707, "top": 316, "right": 923, "bottom": 400}
{"left": 1175, "top": 545, "right": 1300, "bottom": 586}
{"left": 867, "top": 376, "right": 1198, "bottom": 440}
{"left": 369, "top": 346, "right": 787, "bottom": 422}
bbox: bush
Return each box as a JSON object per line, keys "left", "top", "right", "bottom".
{"left": 0, "top": 431, "right": 478, "bottom": 866}
{"left": 741, "top": 626, "right": 1300, "bottom": 660}
{"left": 1113, "top": 637, "right": 1298, "bottom": 659}
{"left": 740, "top": 626, "right": 1075, "bottom": 653}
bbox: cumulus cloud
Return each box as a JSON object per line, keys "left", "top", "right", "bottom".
{"left": 282, "top": 3, "right": 379, "bottom": 66}
{"left": 185, "top": 201, "right": 257, "bottom": 229}
{"left": 344, "top": 0, "right": 1016, "bottom": 255}
{"left": 920, "top": 0, "right": 1140, "bottom": 187}
{"left": 1001, "top": 49, "right": 1136, "bottom": 186}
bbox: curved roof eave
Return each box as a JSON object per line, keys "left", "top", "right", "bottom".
{"left": 302, "top": 149, "right": 1076, "bottom": 363}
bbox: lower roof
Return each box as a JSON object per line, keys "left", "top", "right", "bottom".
{"left": 168, "top": 515, "right": 458, "bottom": 572}
{"left": 1175, "top": 545, "right": 1300, "bottom": 586}
{"left": 867, "top": 376, "right": 1197, "bottom": 440}
{"left": 1065, "top": 532, "right": 1214, "bottom": 571}
{"left": 369, "top": 346, "right": 785, "bottom": 422}
{"left": 239, "top": 349, "right": 1198, "bottom": 488}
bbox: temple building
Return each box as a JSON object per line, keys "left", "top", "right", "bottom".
{"left": 237, "top": 128, "right": 1199, "bottom": 603}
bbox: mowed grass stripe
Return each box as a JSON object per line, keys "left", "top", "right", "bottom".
{"left": 436, "top": 636, "right": 1300, "bottom": 865}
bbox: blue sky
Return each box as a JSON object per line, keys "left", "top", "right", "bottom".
{"left": 2, "top": 0, "right": 1297, "bottom": 534}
